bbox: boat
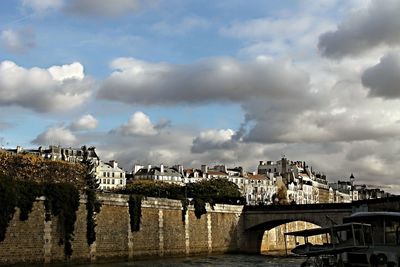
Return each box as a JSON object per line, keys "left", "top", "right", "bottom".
{"left": 284, "top": 212, "right": 400, "bottom": 266}
{"left": 284, "top": 222, "right": 372, "bottom": 266}
{"left": 341, "top": 212, "right": 400, "bottom": 266}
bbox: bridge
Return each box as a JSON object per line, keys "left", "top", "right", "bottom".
{"left": 238, "top": 197, "right": 400, "bottom": 253}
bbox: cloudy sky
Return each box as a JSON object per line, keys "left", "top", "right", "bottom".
{"left": 1, "top": 0, "right": 400, "bottom": 192}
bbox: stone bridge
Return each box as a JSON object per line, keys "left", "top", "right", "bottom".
{"left": 239, "top": 202, "right": 355, "bottom": 253}
{"left": 238, "top": 197, "right": 400, "bottom": 253}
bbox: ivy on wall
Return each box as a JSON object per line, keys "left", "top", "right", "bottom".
{"left": 119, "top": 179, "right": 244, "bottom": 220}
{"left": 0, "top": 175, "right": 80, "bottom": 258}
{"left": 43, "top": 183, "right": 80, "bottom": 257}
{"left": 128, "top": 195, "right": 143, "bottom": 232}
{"left": 181, "top": 199, "right": 189, "bottom": 223}
{"left": 0, "top": 176, "right": 17, "bottom": 242}
{"left": 191, "top": 198, "right": 207, "bottom": 219}
{"left": 81, "top": 151, "right": 102, "bottom": 246}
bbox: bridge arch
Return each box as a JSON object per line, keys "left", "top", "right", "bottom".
{"left": 261, "top": 220, "right": 325, "bottom": 254}
{"left": 240, "top": 218, "right": 324, "bottom": 254}
{"left": 239, "top": 204, "right": 353, "bottom": 254}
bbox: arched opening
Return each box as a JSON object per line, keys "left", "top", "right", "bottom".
{"left": 261, "top": 221, "right": 326, "bottom": 255}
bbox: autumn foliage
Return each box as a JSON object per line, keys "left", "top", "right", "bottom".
{"left": 0, "top": 151, "right": 86, "bottom": 187}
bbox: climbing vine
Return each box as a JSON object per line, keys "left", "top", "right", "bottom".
{"left": 0, "top": 175, "right": 17, "bottom": 242}
{"left": 120, "top": 179, "right": 244, "bottom": 220}
{"left": 81, "top": 150, "right": 101, "bottom": 246}
{"left": 43, "top": 183, "right": 80, "bottom": 258}
{"left": 128, "top": 195, "right": 143, "bottom": 232}
{"left": 16, "top": 180, "right": 43, "bottom": 221}
{"left": 0, "top": 174, "right": 80, "bottom": 258}
{"left": 192, "top": 198, "right": 207, "bottom": 219}
{"left": 181, "top": 198, "right": 189, "bottom": 223}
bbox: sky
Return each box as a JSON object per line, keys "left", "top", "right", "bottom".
{"left": 1, "top": 0, "right": 400, "bottom": 193}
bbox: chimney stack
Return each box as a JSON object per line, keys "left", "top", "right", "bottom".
{"left": 201, "top": 164, "right": 208, "bottom": 174}
{"left": 160, "top": 164, "right": 164, "bottom": 173}
{"left": 110, "top": 160, "right": 118, "bottom": 168}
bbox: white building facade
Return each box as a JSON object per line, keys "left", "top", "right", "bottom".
{"left": 97, "top": 160, "right": 126, "bottom": 190}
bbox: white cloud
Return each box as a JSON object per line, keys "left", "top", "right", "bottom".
{"left": 21, "top": 0, "right": 63, "bottom": 13}
{"left": 98, "top": 55, "right": 400, "bottom": 150}
{"left": 0, "top": 60, "right": 92, "bottom": 112}
{"left": 112, "top": 112, "right": 158, "bottom": 136}
{"left": 98, "top": 57, "right": 310, "bottom": 104}
{"left": 191, "top": 129, "right": 236, "bottom": 153}
{"left": 48, "top": 62, "right": 85, "bottom": 81}
{"left": 32, "top": 126, "right": 78, "bottom": 146}
{"left": 70, "top": 114, "right": 98, "bottom": 131}
{"left": 220, "top": 4, "right": 337, "bottom": 61}
{"left": 221, "top": 16, "right": 314, "bottom": 41}
{"left": 1, "top": 28, "right": 35, "bottom": 54}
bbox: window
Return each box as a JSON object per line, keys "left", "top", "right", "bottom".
{"left": 120, "top": 180, "right": 123, "bottom": 184}
{"left": 103, "top": 172, "right": 106, "bottom": 177}
{"left": 112, "top": 173, "right": 115, "bottom": 177}
{"left": 120, "top": 173, "right": 123, "bottom": 178}
{"left": 107, "top": 179, "right": 110, "bottom": 184}
{"left": 112, "top": 179, "right": 115, "bottom": 184}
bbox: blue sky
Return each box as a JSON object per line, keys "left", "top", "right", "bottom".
{"left": 2, "top": 0, "right": 400, "bottom": 193}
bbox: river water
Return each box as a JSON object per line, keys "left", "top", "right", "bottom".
{"left": 66, "top": 254, "right": 304, "bottom": 267}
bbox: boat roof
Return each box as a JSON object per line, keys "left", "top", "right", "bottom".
{"left": 284, "top": 222, "right": 371, "bottom": 237}
{"left": 347, "top": 211, "right": 400, "bottom": 219}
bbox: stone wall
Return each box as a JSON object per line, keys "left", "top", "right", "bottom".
{"left": 0, "top": 194, "right": 243, "bottom": 266}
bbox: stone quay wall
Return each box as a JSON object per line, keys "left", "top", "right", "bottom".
{"left": 0, "top": 194, "right": 243, "bottom": 266}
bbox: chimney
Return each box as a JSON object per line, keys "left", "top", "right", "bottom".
{"left": 239, "top": 166, "right": 244, "bottom": 177}
{"left": 110, "top": 160, "right": 118, "bottom": 168}
{"left": 148, "top": 164, "right": 152, "bottom": 171}
{"left": 160, "top": 164, "right": 164, "bottom": 173}
{"left": 133, "top": 164, "right": 144, "bottom": 174}
{"left": 201, "top": 164, "right": 208, "bottom": 174}
{"left": 174, "top": 165, "right": 184, "bottom": 175}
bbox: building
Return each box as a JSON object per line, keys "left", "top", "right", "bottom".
{"left": 96, "top": 160, "right": 126, "bottom": 190}
{"left": 246, "top": 173, "right": 276, "bottom": 205}
{"left": 134, "top": 164, "right": 184, "bottom": 184}
{"left": 3, "top": 145, "right": 99, "bottom": 163}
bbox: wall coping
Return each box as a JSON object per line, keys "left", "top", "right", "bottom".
{"left": 97, "top": 193, "right": 244, "bottom": 213}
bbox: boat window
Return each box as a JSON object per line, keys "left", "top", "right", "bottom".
{"left": 386, "top": 220, "right": 400, "bottom": 245}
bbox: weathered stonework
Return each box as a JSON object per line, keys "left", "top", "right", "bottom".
{"left": 0, "top": 201, "right": 45, "bottom": 265}
{"left": 0, "top": 194, "right": 244, "bottom": 266}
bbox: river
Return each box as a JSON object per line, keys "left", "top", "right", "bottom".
{"left": 58, "top": 254, "right": 304, "bottom": 267}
